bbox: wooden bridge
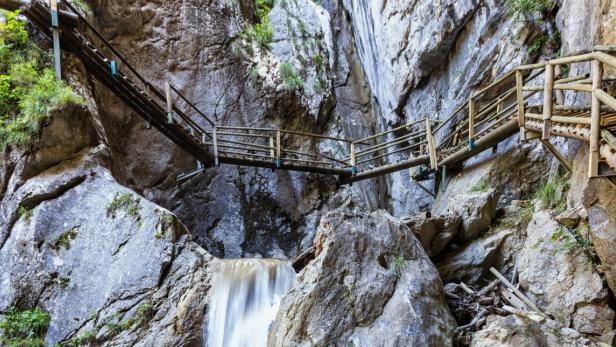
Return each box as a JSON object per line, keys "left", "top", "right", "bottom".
{"left": 5, "top": 0, "right": 616, "bottom": 188}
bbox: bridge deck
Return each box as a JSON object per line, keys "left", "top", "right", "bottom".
{"left": 4, "top": 0, "right": 616, "bottom": 186}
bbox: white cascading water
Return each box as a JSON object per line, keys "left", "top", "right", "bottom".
{"left": 204, "top": 258, "right": 296, "bottom": 347}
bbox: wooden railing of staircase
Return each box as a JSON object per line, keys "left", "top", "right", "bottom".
{"left": 2, "top": 0, "right": 616, "bottom": 187}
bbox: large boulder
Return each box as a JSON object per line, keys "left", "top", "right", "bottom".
{"left": 403, "top": 213, "right": 462, "bottom": 257}
{"left": 269, "top": 209, "right": 456, "bottom": 346}
{"left": 584, "top": 176, "right": 616, "bottom": 294}
{"left": 0, "top": 155, "right": 213, "bottom": 346}
{"left": 471, "top": 315, "right": 594, "bottom": 347}
{"left": 517, "top": 210, "right": 614, "bottom": 336}
{"left": 441, "top": 190, "right": 498, "bottom": 241}
{"left": 436, "top": 228, "right": 515, "bottom": 286}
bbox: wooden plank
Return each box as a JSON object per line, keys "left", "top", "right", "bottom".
{"left": 516, "top": 70, "right": 526, "bottom": 140}
{"left": 595, "top": 89, "right": 616, "bottom": 111}
{"left": 553, "top": 84, "right": 593, "bottom": 93}
{"left": 489, "top": 267, "right": 548, "bottom": 318}
{"left": 269, "top": 137, "right": 275, "bottom": 158}
{"left": 425, "top": 118, "right": 437, "bottom": 170}
{"left": 542, "top": 64, "right": 555, "bottom": 139}
{"left": 213, "top": 126, "right": 219, "bottom": 166}
{"left": 165, "top": 82, "right": 173, "bottom": 124}
{"left": 551, "top": 115, "right": 591, "bottom": 125}
{"left": 602, "top": 129, "right": 616, "bottom": 150}
{"left": 468, "top": 98, "right": 476, "bottom": 148}
{"left": 590, "top": 59, "right": 603, "bottom": 177}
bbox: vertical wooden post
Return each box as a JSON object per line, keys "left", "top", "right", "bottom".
{"left": 50, "top": 0, "right": 61, "bottom": 80}
{"left": 425, "top": 118, "right": 437, "bottom": 170}
{"left": 212, "top": 126, "right": 219, "bottom": 166}
{"left": 350, "top": 142, "right": 357, "bottom": 174}
{"left": 555, "top": 65, "right": 564, "bottom": 105}
{"left": 144, "top": 84, "right": 152, "bottom": 129}
{"left": 542, "top": 64, "right": 555, "bottom": 140}
{"left": 269, "top": 136, "right": 275, "bottom": 158}
{"left": 589, "top": 59, "right": 603, "bottom": 177}
{"left": 275, "top": 129, "right": 281, "bottom": 168}
{"left": 515, "top": 70, "right": 526, "bottom": 140}
{"left": 165, "top": 82, "right": 173, "bottom": 124}
{"left": 468, "top": 98, "right": 476, "bottom": 150}
{"left": 201, "top": 132, "right": 206, "bottom": 144}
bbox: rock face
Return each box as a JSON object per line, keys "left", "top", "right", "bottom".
{"left": 403, "top": 214, "right": 461, "bottom": 257}
{"left": 0, "top": 153, "right": 214, "bottom": 345}
{"left": 471, "top": 315, "right": 593, "bottom": 347}
{"left": 269, "top": 209, "right": 456, "bottom": 346}
{"left": 440, "top": 190, "right": 498, "bottom": 241}
{"left": 517, "top": 210, "right": 614, "bottom": 336}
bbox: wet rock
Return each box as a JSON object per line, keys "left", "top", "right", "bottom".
{"left": 402, "top": 214, "right": 462, "bottom": 257}
{"left": 471, "top": 315, "right": 593, "bottom": 347}
{"left": 517, "top": 210, "right": 613, "bottom": 336}
{"left": 269, "top": 209, "right": 456, "bottom": 346}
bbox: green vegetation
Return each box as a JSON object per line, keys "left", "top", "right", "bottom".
{"left": 154, "top": 212, "right": 173, "bottom": 239}
{"left": 69, "top": 0, "right": 93, "bottom": 17}
{"left": 506, "top": 0, "right": 552, "bottom": 18}
{"left": 496, "top": 203, "right": 534, "bottom": 229}
{"left": 49, "top": 227, "right": 78, "bottom": 251}
{"left": 279, "top": 62, "right": 303, "bottom": 91}
{"left": 393, "top": 255, "right": 406, "bottom": 274}
{"left": 313, "top": 53, "right": 323, "bottom": 69}
{"left": 107, "top": 193, "right": 141, "bottom": 220}
{"left": 17, "top": 205, "right": 32, "bottom": 223}
{"left": 0, "top": 308, "right": 50, "bottom": 347}
{"left": 0, "top": 10, "right": 84, "bottom": 151}
{"left": 533, "top": 224, "right": 597, "bottom": 263}
{"left": 57, "top": 276, "right": 71, "bottom": 290}
{"left": 60, "top": 330, "right": 96, "bottom": 347}
{"left": 248, "top": 65, "right": 259, "bottom": 79}
{"left": 469, "top": 179, "right": 490, "bottom": 193}
{"left": 534, "top": 174, "right": 569, "bottom": 213}
{"left": 313, "top": 77, "right": 326, "bottom": 94}
{"left": 104, "top": 303, "right": 155, "bottom": 336}
{"left": 527, "top": 36, "right": 545, "bottom": 55}
{"left": 238, "top": 0, "right": 274, "bottom": 49}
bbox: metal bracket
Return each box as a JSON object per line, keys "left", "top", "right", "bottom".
{"left": 468, "top": 139, "right": 476, "bottom": 150}
{"left": 110, "top": 60, "right": 117, "bottom": 76}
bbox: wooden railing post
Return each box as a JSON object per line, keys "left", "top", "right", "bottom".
{"left": 165, "top": 82, "right": 173, "bottom": 124}
{"left": 350, "top": 142, "right": 357, "bottom": 174}
{"left": 515, "top": 70, "right": 526, "bottom": 140}
{"left": 555, "top": 65, "right": 564, "bottom": 105}
{"left": 542, "top": 63, "right": 555, "bottom": 139}
{"left": 425, "top": 118, "right": 437, "bottom": 170}
{"left": 212, "top": 125, "right": 219, "bottom": 166}
{"left": 468, "top": 97, "right": 476, "bottom": 150}
{"left": 144, "top": 83, "right": 152, "bottom": 129}
{"left": 275, "top": 129, "right": 281, "bottom": 168}
{"left": 269, "top": 136, "right": 275, "bottom": 158}
{"left": 589, "top": 59, "right": 603, "bottom": 177}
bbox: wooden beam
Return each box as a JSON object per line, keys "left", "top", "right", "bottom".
{"left": 469, "top": 98, "right": 476, "bottom": 149}
{"left": 212, "top": 126, "right": 219, "bottom": 166}
{"left": 542, "top": 64, "right": 555, "bottom": 139}
{"left": 590, "top": 59, "right": 603, "bottom": 177}
{"left": 540, "top": 139, "right": 572, "bottom": 172}
{"left": 425, "top": 118, "right": 437, "bottom": 170}
{"left": 516, "top": 70, "right": 527, "bottom": 140}
{"left": 276, "top": 129, "right": 281, "bottom": 168}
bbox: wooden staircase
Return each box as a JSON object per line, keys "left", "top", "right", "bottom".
{"left": 4, "top": 0, "right": 616, "bottom": 187}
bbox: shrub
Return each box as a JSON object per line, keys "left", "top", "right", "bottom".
{"left": 17, "top": 205, "right": 32, "bottom": 223}
{"left": 393, "top": 255, "right": 406, "bottom": 274}
{"left": 0, "top": 308, "right": 50, "bottom": 347}
{"left": 533, "top": 224, "right": 597, "bottom": 263}
{"left": 506, "top": 0, "right": 552, "bottom": 18}
{"left": 0, "top": 10, "right": 84, "bottom": 151}
{"left": 49, "top": 227, "right": 78, "bottom": 251}
{"left": 238, "top": 0, "right": 274, "bottom": 49}
{"left": 279, "top": 62, "right": 303, "bottom": 91}
{"left": 534, "top": 174, "right": 569, "bottom": 213}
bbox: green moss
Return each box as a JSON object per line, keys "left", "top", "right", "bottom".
{"left": 49, "top": 227, "right": 78, "bottom": 251}
{"left": 17, "top": 205, "right": 32, "bottom": 223}
{"left": 393, "top": 255, "right": 406, "bottom": 274}
{"left": 60, "top": 330, "right": 96, "bottom": 347}
{"left": 0, "top": 308, "right": 50, "bottom": 347}
{"left": 68, "top": 0, "right": 93, "bottom": 17}
{"left": 469, "top": 179, "right": 490, "bottom": 193}
{"left": 0, "top": 10, "right": 84, "bottom": 151}
{"left": 106, "top": 193, "right": 141, "bottom": 220}
{"left": 104, "top": 303, "right": 155, "bottom": 336}
{"left": 279, "top": 62, "right": 303, "bottom": 91}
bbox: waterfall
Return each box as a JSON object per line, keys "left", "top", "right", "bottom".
{"left": 204, "top": 258, "right": 296, "bottom": 347}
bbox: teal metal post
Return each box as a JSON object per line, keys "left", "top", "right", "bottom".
{"left": 50, "top": 0, "right": 61, "bottom": 80}
{"left": 441, "top": 165, "right": 447, "bottom": 193}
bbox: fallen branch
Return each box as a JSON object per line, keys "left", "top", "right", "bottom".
{"left": 490, "top": 267, "right": 548, "bottom": 318}
{"left": 501, "top": 305, "right": 545, "bottom": 323}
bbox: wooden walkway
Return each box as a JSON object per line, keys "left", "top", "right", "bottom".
{"left": 5, "top": 0, "right": 616, "bottom": 186}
